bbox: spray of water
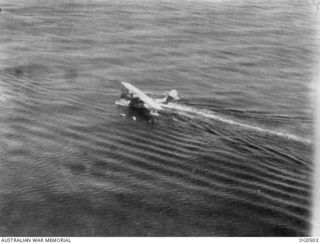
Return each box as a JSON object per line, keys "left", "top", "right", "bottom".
{"left": 163, "top": 103, "right": 312, "bottom": 144}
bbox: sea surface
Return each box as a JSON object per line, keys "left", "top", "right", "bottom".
{"left": 0, "top": 0, "right": 317, "bottom": 236}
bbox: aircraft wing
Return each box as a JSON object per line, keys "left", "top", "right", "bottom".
{"left": 121, "top": 82, "right": 162, "bottom": 111}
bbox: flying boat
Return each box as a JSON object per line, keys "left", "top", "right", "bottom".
{"left": 115, "top": 82, "right": 179, "bottom": 117}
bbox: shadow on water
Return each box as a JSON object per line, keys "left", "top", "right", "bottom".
{"left": 116, "top": 104, "right": 158, "bottom": 124}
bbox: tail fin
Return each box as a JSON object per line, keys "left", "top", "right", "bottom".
{"left": 164, "top": 90, "right": 179, "bottom": 104}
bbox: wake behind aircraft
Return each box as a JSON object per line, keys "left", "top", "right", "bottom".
{"left": 115, "top": 82, "right": 179, "bottom": 117}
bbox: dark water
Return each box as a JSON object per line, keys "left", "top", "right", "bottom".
{"left": 0, "top": 0, "right": 317, "bottom": 236}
